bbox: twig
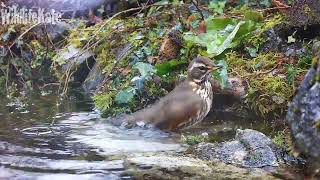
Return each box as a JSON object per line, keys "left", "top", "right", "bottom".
{"left": 9, "top": 22, "right": 41, "bottom": 49}
{"left": 242, "top": 62, "right": 281, "bottom": 79}
{"left": 252, "top": 62, "right": 281, "bottom": 78}
{"left": 135, "top": 0, "right": 151, "bottom": 15}
{"left": 68, "top": 3, "right": 172, "bottom": 62}
{"left": 95, "top": 44, "right": 134, "bottom": 93}
{"left": 258, "top": 6, "right": 291, "bottom": 12}
{"left": 191, "top": 0, "right": 204, "bottom": 20}
{"left": 39, "top": 83, "right": 60, "bottom": 89}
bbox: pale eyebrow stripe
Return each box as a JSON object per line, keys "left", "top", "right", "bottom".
{"left": 192, "top": 62, "right": 206, "bottom": 68}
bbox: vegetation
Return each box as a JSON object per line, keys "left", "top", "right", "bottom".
{"left": 181, "top": 134, "right": 208, "bottom": 145}
{"left": 272, "top": 129, "right": 293, "bottom": 150}
{"left": 0, "top": 1, "right": 315, "bottom": 120}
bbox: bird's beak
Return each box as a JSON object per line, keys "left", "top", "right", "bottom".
{"left": 208, "top": 64, "right": 223, "bottom": 71}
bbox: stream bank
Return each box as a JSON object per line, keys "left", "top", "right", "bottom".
{"left": 0, "top": 90, "right": 305, "bottom": 179}
{"left": 0, "top": 0, "right": 319, "bottom": 178}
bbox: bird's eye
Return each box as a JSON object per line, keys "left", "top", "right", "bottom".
{"left": 198, "top": 66, "right": 207, "bottom": 71}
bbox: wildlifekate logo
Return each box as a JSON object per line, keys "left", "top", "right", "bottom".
{"left": 0, "top": 5, "right": 62, "bottom": 25}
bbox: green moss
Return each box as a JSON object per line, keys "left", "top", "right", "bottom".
{"left": 272, "top": 130, "right": 293, "bottom": 150}
{"left": 93, "top": 91, "right": 115, "bottom": 112}
{"left": 293, "top": 107, "right": 301, "bottom": 114}
{"left": 316, "top": 120, "right": 320, "bottom": 130}
{"left": 272, "top": 131, "right": 286, "bottom": 148}
{"left": 247, "top": 14, "right": 284, "bottom": 49}
{"left": 181, "top": 134, "right": 208, "bottom": 145}
{"left": 247, "top": 76, "right": 293, "bottom": 116}
{"left": 315, "top": 74, "right": 320, "bottom": 82}
{"left": 0, "top": 76, "right": 6, "bottom": 96}
{"left": 94, "top": 90, "right": 134, "bottom": 117}
{"left": 312, "top": 57, "right": 319, "bottom": 69}
{"left": 145, "top": 80, "right": 168, "bottom": 98}
{"left": 226, "top": 52, "right": 294, "bottom": 116}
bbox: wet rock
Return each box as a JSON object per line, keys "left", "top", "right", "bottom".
{"left": 286, "top": 43, "right": 320, "bottom": 169}
{"left": 82, "top": 63, "right": 105, "bottom": 92}
{"left": 236, "top": 129, "right": 278, "bottom": 167}
{"left": 125, "top": 154, "right": 278, "bottom": 179}
{"left": 192, "top": 129, "right": 302, "bottom": 168}
{"left": 0, "top": 166, "right": 121, "bottom": 180}
{"left": 57, "top": 45, "right": 95, "bottom": 83}
{"left": 261, "top": 24, "right": 308, "bottom": 56}
{"left": 289, "top": 0, "right": 320, "bottom": 27}
{"left": 262, "top": 27, "right": 284, "bottom": 53}
{"left": 32, "top": 22, "right": 74, "bottom": 43}
{"left": 0, "top": 154, "right": 124, "bottom": 172}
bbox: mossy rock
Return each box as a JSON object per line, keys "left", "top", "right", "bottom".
{"left": 289, "top": 0, "right": 320, "bottom": 26}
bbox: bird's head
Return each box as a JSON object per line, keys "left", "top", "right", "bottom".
{"left": 187, "top": 57, "right": 221, "bottom": 83}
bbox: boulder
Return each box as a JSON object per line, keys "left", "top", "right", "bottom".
{"left": 289, "top": 0, "right": 320, "bottom": 27}
{"left": 32, "top": 22, "right": 74, "bottom": 43}
{"left": 125, "top": 154, "right": 278, "bottom": 179}
{"left": 82, "top": 63, "right": 104, "bottom": 93}
{"left": 56, "top": 45, "right": 95, "bottom": 84}
{"left": 192, "top": 129, "right": 303, "bottom": 168}
{"left": 286, "top": 42, "right": 320, "bottom": 169}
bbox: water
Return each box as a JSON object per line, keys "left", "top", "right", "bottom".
{"left": 0, "top": 90, "right": 184, "bottom": 179}
{"left": 0, "top": 89, "right": 280, "bottom": 179}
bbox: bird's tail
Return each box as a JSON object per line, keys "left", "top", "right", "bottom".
{"left": 106, "top": 110, "right": 151, "bottom": 128}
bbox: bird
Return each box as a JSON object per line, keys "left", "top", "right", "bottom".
{"left": 121, "top": 56, "right": 221, "bottom": 131}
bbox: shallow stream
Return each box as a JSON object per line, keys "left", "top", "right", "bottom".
{"left": 0, "top": 89, "right": 280, "bottom": 179}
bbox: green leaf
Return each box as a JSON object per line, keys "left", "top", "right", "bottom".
{"left": 208, "top": 0, "right": 226, "bottom": 14}
{"left": 155, "top": 59, "right": 187, "bottom": 76}
{"left": 244, "top": 10, "right": 264, "bottom": 22}
{"left": 246, "top": 47, "right": 258, "bottom": 57}
{"left": 213, "top": 60, "right": 228, "bottom": 89}
{"left": 133, "top": 62, "right": 156, "bottom": 77}
{"left": 286, "top": 64, "right": 298, "bottom": 85}
{"left": 206, "top": 17, "right": 235, "bottom": 31}
{"left": 235, "top": 20, "right": 257, "bottom": 38}
{"left": 207, "top": 21, "right": 245, "bottom": 56}
{"left": 260, "top": 0, "right": 272, "bottom": 8}
{"left": 287, "top": 35, "right": 296, "bottom": 43}
{"left": 115, "top": 87, "right": 136, "bottom": 104}
{"left": 184, "top": 17, "right": 258, "bottom": 57}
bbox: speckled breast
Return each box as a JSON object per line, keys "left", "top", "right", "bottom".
{"left": 177, "top": 80, "right": 213, "bottom": 129}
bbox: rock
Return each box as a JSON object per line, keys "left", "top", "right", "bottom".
{"left": 262, "top": 27, "right": 284, "bottom": 53}
{"left": 56, "top": 45, "right": 95, "bottom": 83}
{"left": 125, "top": 154, "right": 278, "bottom": 179}
{"left": 82, "top": 63, "right": 105, "bottom": 93}
{"left": 32, "top": 22, "right": 74, "bottom": 43}
{"left": 192, "top": 129, "right": 302, "bottom": 168}
{"left": 236, "top": 129, "right": 278, "bottom": 168}
{"left": 261, "top": 24, "right": 309, "bottom": 56}
{"left": 286, "top": 42, "right": 320, "bottom": 169}
{"left": 289, "top": 0, "right": 320, "bottom": 27}
{"left": 159, "top": 30, "right": 183, "bottom": 62}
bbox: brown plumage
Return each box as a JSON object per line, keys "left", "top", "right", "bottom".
{"left": 123, "top": 57, "right": 221, "bottom": 131}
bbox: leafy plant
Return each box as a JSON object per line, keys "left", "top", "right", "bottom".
{"left": 208, "top": 0, "right": 226, "bottom": 14}
{"left": 133, "top": 62, "right": 156, "bottom": 78}
{"left": 115, "top": 87, "right": 137, "bottom": 104}
{"left": 155, "top": 59, "right": 187, "bottom": 76}
{"left": 93, "top": 92, "right": 115, "bottom": 112}
{"left": 181, "top": 134, "right": 208, "bottom": 145}
{"left": 184, "top": 16, "right": 258, "bottom": 57}
{"left": 285, "top": 64, "right": 298, "bottom": 85}
{"left": 213, "top": 60, "right": 228, "bottom": 89}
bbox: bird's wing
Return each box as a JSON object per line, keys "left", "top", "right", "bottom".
{"left": 154, "top": 91, "right": 203, "bottom": 130}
